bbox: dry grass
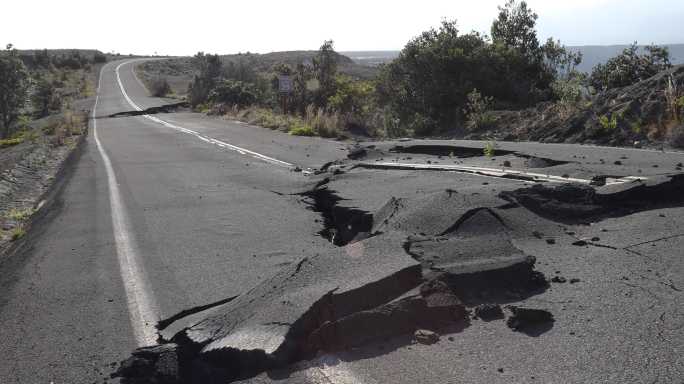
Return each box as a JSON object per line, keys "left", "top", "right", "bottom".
{"left": 217, "top": 103, "right": 343, "bottom": 138}
{"left": 5, "top": 207, "right": 35, "bottom": 221}
{"left": 304, "top": 105, "right": 341, "bottom": 138}
{"left": 43, "top": 109, "right": 87, "bottom": 146}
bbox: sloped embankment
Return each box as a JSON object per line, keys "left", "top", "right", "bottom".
{"left": 468, "top": 65, "right": 684, "bottom": 147}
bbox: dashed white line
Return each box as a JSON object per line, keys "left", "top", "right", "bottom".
{"left": 93, "top": 63, "right": 159, "bottom": 347}
{"left": 115, "top": 61, "right": 293, "bottom": 168}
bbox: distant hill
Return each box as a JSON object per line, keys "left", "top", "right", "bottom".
{"left": 343, "top": 44, "right": 684, "bottom": 73}
{"left": 221, "top": 51, "right": 378, "bottom": 79}
{"left": 340, "top": 51, "right": 400, "bottom": 67}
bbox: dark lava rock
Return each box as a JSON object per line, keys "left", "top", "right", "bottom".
{"left": 414, "top": 329, "right": 440, "bottom": 345}
{"left": 551, "top": 276, "right": 567, "bottom": 283}
{"left": 572, "top": 240, "right": 588, "bottom": 246}
{"left": 570, "top": 278, "right": 581, "bottom": 284}
{"left": 506, "top": 307, "right": 555, "bottom": 336}
{"left": 474, "top": 304, "right": 504, "bottom": 321}
{"left": 546, "top": 238, "right": 556, "bottom": 245}
{"left": 347, "top": 146, "right": 367, "bottom": 160}
{"left": 502, "top": 160, "right": 512, "bottom": 167}
{"left": 614, "top": 161, "right": 622, "bottom": 165}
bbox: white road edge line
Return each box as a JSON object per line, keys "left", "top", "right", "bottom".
{"left": 93, "top": 63, "right": 159, "bottom": 347}
{"left": 115, "top": 60, "right": 293, "bottom": 168}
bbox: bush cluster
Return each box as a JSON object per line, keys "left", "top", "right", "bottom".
{"left": 589, "top": 44, "right": 671, "bottom": 91}
{"left": 375, "top": 1, "right": 581, "bottom": 136}
{"left": 149, "top": 77, "right": 171, "bottom": 97}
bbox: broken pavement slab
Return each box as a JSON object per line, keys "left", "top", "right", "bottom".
{"left": 119, "top": 232, "right": 430, "bottom": 383}
{"left": 500, "top": 174, "right": 684, "bottom": 224}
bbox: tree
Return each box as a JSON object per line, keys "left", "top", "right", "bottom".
{"left": 292, "top": 63, "right": 310, "bottom": 115}
{"left": 0, "top": 45, "right": 30, "bottom": 138}
{"left": 31, "top": 76, "right": 59, "bottom": 117}
{"left": 376, "top": 1, "right": 571, "bottom": 135}
{"left": 224, "top": 55, "right": 258, "bottom": 84}
{"left": 542, "top": 38, "right": 582, "bottom": 79}
{"left": 34, "top": 49, "right": 52, "bottom": 68}
{"left": 491, "top": 0, "right": 540, "bottom": 59}
{"left": 313, "top": 40, "right": 338, "bottom": 109}
{"left": 187, "top": 52, "right": 223, "bottom": 106}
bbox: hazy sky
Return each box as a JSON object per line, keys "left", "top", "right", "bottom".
{"left": 3, "top": 0, "right": 683, "bottom": 55}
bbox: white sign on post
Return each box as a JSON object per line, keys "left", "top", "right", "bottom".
{"left": 278, "top": 75, "right": 293, "bottom": 94}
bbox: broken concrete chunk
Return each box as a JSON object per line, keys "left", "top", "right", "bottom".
{"left": 372, "top": 190, "right": 509, "bottom": 236}
{"left": 506, "top": 306, "right": 555, "bottom": 336}
{"left": 113, "top": 344, "right": 180, "bottom": 384}
{"left": 123, "top": 233, "right": 422, "bottom": 383}
{"left": 405, "top": 208, "right": 531, "bottom": 275}
{"left": 500, "top": 175, "right": 684, "bottom": 224}
{"left": 309, "top": 280, "right": 464, "bottom": 351}
{"left": 414, "top": 329, "right": 440, "bottom": 345}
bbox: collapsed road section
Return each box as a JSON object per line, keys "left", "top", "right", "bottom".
{"left": 114, "top": 176, "right": 558, "bottom": 383}
{"left": 114, "top": 160, "right": 684, "bottom": 383}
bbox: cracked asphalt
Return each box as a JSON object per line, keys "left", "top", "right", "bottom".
{"left": 1, "top": 59, "right": 683, "bottom": 384}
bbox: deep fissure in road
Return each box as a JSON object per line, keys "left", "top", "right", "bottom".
{"left": 105, "top": 102, "right": 190, "bottom": 118}
{"left": 300, "top": 185, "right": 375, "bottom": 246}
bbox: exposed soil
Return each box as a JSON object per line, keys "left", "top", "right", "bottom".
{"left": 0, "top": 133, "right": 86, "bottom": 257}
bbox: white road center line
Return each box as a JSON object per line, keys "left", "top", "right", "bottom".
{"left": 115, "top": 60, "right": 293, "bottom": 168}
{"left": 93, "top": 63, "right": 159, "bottom": 347}
{"left": 359, "top": 161, "right": 643, "bottom": 185}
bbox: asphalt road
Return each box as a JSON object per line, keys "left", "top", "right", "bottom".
{"left": 0, "top": 59, "right": 682, "bottom": 384}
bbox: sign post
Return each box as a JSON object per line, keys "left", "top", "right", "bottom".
{"left": 278, "top": 75, "right": 292, "bottom": 114}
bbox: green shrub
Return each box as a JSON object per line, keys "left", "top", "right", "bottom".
{"left": 464, "top": 89, "right": 496, "bottom": 132}
{"left": 289, "top": 123, "right": 315, "bottom": 136}
{"left": 599, "top": 114, "right": 618, "bottom": 132}
{"left": 10, "top": 226, "right": 26, "bottom": 241}
{"left": 6, "top": 207, "right": 34, "bottom": 221}
{"left": 484, "top": 141, "right": 496, "bottom": 157}
{"left": 0, "top": 137, "right": 23, "bottom": 148}
{"left": 208, "top": 79, "right": 258, "bottom": 107}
